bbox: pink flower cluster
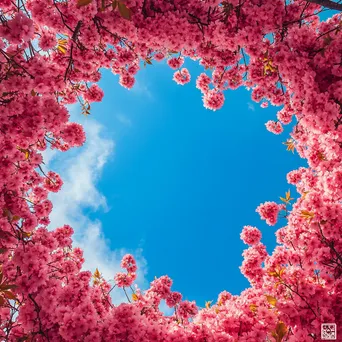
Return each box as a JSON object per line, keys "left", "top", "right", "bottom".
{"left": 173, "top": 68, "right": 191, "bottom": 85}
{"left": 203, "top": 90, "right": 225, "bottom": 111}
{"left": 83, "top": 84, "right": 104, "bottom": 103}
{"left": 114, "top": 254, "right": 138, "bottom": 287}
{"left": 265, "top": 120, "right": 284, "bottom": 134}
{"left": 256, "top": 202, "right": 281, "bottom": 226}
{"left": 240, "top": 225, "right": 262, "bottom": 245}
{"left": 196, "top": 73, "right": 211, "bottom": 93}
{"left": 167, "top": 57, "right": 184, "bottom": 70}
{"left": 121, "top": 254, "right": 137, "bottom": 273}
{"left": 114, "top": 272, "right": 137, "bottom": 287}
{"left": 177, "top": 300, "right": 198, "bottom": 320}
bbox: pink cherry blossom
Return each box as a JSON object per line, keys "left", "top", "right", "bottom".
{"left": 196, "top": 73, "right": 211, "bottom": 93}
{"left": 173, "top": 68, "right": 191, "bottom": 85}
{"left": 265, "top": 120, "right": 284, "bottom": 134}
{"left": 240, "top": 225, "right": 262, "bottom": 245}
{"left": 167, "top": 57, "right": 184, "bottom": 70}
{"left": 121, "top": 254, "right": 137, "bottom": 273}
{"left": 203, "top": 90, "right": 225, "bottom": 111}
{"left": 256, "top": 202, "right": 281, "bottom": 226}
{"left": 114, "top": 272, "right": 137, "bottom": 288}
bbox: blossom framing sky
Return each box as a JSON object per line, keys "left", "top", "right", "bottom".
{"left": 47, "top": 57, "right": 305, "bottom": 307}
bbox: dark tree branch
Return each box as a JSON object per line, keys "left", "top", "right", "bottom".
{"left": 307, "top": 0, "right": 342, "bottom": 11}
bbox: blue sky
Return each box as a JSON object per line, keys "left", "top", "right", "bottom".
{"left": 44, "top": 53, "right": 309, "bottom": 308}
{"left": 75, "top": 58, "right": 305, "bottom": 306}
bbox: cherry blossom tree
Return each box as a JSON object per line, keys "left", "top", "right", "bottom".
{"left": 0, "top": 0, "right": 341, "bottom": 340}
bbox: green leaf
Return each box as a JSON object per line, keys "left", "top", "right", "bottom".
{"left": 0, "top": 248, "right": 7, "bottom": 254}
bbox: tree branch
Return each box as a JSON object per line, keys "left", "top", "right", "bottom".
{"left": 307, "top": 0, "right": 342, "bottom": 11}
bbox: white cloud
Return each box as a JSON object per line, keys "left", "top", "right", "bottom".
{"left": 45, "top": 120, "right": 112, "bottom": 227}
{"left": 75, "top": 221, "right": 148, "bottom": 304}
{"left": 42, "top": 114, "right": 148, "bottom": 303}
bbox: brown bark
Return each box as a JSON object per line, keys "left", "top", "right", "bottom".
{"left": 307, "top": 0, "right": 342, "bottom": 11}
